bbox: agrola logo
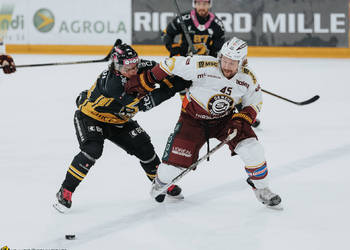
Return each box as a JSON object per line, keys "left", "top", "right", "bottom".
{"left": 33, "top": 8, "right": 54, "bottom": 32}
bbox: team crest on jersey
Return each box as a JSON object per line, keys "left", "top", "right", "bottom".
{"left": 207, "top": 94, "right": 234, "bottom": 116}
{"left": 197, "top": 61, "right": 218, "bottom": 68}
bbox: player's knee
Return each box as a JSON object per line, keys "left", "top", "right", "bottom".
{"left": 81, "top": 141, "right": 104, "bottom": 160}
{"left": 157, "top": 163, "right": 184, "bottom": 184}
{"left": 235, "top": 138, "right": 265, "bottom": 165}
{"left": 135, "top": 142, "right": 156, "bottom": 162}
{"left": 140, "top": 153, "right": 161, "bottom": 169}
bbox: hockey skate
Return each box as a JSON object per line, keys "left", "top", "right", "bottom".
{"left": 151, "top": 179, "right": 184, "bottom": 203}
{"left": 53, "top": 187, "right": 72, "bottom": 213}
{"left": 166, "top": 184, "right": 184, "bottom": 201}
{"left": 247, "top": 178, "right": 282, "bottom": 210}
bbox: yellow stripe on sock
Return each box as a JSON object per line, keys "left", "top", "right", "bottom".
{"left": 69, "top": 166, "right": 86, "bottom": 178}
{"left": 68, "top": 169, "right": 83, "bottom": 181}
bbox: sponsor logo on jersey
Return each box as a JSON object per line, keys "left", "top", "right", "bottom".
{"left": 172, "top": 147, "right": 192, "bottom": 158}
{"left": 195, "top": 113, "right": 217, "bottom": 120}
{"left": 197, "top": 73, "right": 206, "bottom": 79}
{"left": 197, "top": 72, "right": 221, "bottom": 79}
{"left": 207, "top": 94, "right": 234, "bottom": 116}
{"left": 236, "top": 79, "right": 249, "bottom": 89}
{"left": 197, "top": 61, "right": 218, "bottom": 68}
{"left": 207, "top": 74, "right": 221, "bottom": 79}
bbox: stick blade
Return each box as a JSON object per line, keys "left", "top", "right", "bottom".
{"left": 297, "top": 95, "right": 320, "bottom": 105}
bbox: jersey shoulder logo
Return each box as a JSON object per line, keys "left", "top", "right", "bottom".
{"left": 163, "top": 57, "right": 176, "bottom": 72}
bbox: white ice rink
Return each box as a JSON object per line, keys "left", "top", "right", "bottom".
{"left": 0, "top": 54, "right": 349, "bottom": 250}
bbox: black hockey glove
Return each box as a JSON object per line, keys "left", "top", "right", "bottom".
{"left": 76, "top": 90, "right": 88, "bottom": 108}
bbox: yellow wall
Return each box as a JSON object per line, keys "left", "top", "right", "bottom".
{"left": 6, "top": 44, "right": 350, "bottom": 58}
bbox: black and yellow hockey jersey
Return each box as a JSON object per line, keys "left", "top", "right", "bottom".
{"left": 78, "top": 60, "right": 156, "bottom": 125}
{"left": 162, "top": 10, "right": 225, "bottom": 57}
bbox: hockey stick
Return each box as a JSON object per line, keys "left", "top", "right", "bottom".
{"left": 1, "top": 39, "right": 122, "bottom": 69}
{"left": 153, "top": 129, "right": 237, "bottom": 197}
{"left": 173, "top": 0, "right": 197, "bottom": 55}
{"left": 262, "top": 88, "right": 320, "bottom": 106}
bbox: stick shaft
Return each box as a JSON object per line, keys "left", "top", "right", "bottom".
{"left": 2, "top": 38, "right": 122, "bottom": 69}
{"left": 173, "top": 0, "right": 196, "bottom": 55}
{"left": 262, "top": 88, "right": 320, "bottom": 106}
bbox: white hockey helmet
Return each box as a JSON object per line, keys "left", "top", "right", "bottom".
{"left": 218, "top": 37, "right": 248, "bottom": 67}
{"left": 192, "top": 0, "right": 212, "bottom": 8}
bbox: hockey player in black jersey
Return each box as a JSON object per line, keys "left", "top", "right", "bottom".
{"left": 53, "top": 41, "right": 191, "bottom": 213}
{"left": 162, "top": 0, "right": 225, "bottom": 57}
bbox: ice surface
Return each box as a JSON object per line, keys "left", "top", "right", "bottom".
{"left": 0, "top": 54, "right": 349, "bottom": 250}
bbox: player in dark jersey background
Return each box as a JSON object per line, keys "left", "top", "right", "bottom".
{"left": 162, "top": 0, "right": 225, "bottom": 57}
{"left": 53, "top": 41, "right": 191, "bottom": 213}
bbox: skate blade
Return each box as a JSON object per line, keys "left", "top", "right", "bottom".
{"left": 53, "top": 203, "right": 69, "bottom": 213}
{"left": 266, "top": 204, "right": 284, "bottom": 210}
{"left": 166, "top": 193, "right": 184, "bottom": 201}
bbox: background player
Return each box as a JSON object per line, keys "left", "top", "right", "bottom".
{"left": 162, "top": 0, "right": 225, "bottom": 57}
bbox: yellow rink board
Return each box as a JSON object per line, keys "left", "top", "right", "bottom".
{"left": 6, "top": 44, "right": 350, "bottom": 58}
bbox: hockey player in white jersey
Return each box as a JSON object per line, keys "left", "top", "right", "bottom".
{"left": 125, "top": 37, "right": 282, "bottom": 208}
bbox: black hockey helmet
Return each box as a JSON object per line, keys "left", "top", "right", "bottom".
{"left": 110, "top": 43, "right": 139, "bottom": 71}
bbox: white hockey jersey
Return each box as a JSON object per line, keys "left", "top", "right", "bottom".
{"left": 159, "top": 55, "right": 263, "bottom": 121}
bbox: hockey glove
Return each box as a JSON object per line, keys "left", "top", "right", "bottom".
{"left": 228, "top": 106, "right": 257, "bottom": 139}
{"left": 125, "top": 65, "right": 168, "bottom": 96}
{"left": 125, "top": 71, "right": 156, "bottom": 96}
{"left": 0, "top": 54, "right": 16, "bottom": 74}
{"left": 162, "top": 75, "right": 192, "bottom": 93}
